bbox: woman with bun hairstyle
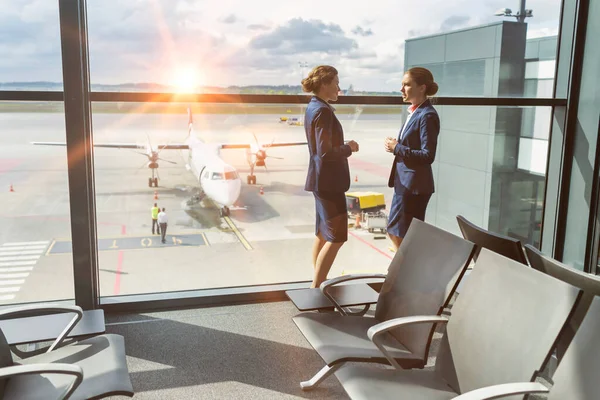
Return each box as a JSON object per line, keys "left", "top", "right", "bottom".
{"left": 384, "top": 67, "right": 440, "bottom": 250}
{"left": 302, "top": 65, "right": 360, "bottom": 288}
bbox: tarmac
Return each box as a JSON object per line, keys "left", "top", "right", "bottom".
{"left": 0, "top": 109, "right": 407, "bottom": 304}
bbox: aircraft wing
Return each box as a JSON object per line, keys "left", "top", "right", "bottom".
{"left": 31, "top": 142, "right": 189, "bottom": 150}
{"left": 220, "top": 141, "right": 307, "bottom": 150}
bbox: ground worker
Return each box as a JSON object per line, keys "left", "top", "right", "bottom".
{"left": 151, "top": 203, "right": 160, "bottom": 235}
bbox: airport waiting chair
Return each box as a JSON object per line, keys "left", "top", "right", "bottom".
{"left": 452, "top": 295, "right": 600, "bottom": 400}
{"left": 333, "top": 248, "right": 582, "bottom": 400}
{"left": 293, "top": 219, "right": 476, "bottom": 390}
{"left": 456, "top": 215, "right": 528, "bottom": 265}
{"left": 0, "top": 304, "right": 133, "bottom": 400}
{"left": 525, "top": 244, "right": 600, "bottom": 361}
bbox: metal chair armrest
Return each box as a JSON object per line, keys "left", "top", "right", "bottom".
{"left": 451, "top": 382, "right": 549, "bottom": 400}
{"left": 367, "top": 316, "right": 448, "bottom": 369}
{"left": 0, "top": 363, "right": 83, "bottom": 400}
{"left": 319, "top": 274, "right": 386, "bottom": 315}
{"left": 0, "top": 304, "right": 83, "bottom": 352}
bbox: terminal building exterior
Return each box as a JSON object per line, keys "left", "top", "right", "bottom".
{"left": 405, "top": 21, "right": 557, "bottom": 249}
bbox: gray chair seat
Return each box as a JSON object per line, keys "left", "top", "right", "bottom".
{"left": 4, "top": 334, "right": 132, "bottom": 400}
{"left": 293, "top": 313, "right": 423, "bottom": 368}
{"left": 336, "top": 366, "right": 455, "bottom": 400}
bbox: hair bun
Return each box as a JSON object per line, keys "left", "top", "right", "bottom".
{"left": 427, "top": 82, "right": 439, "bottom": 96}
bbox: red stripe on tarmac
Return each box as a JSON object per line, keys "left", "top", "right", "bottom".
{"left": 348, "top": 231, "right": 393, "bottom": 260}
{"left": 121, "top": 225, "right": 127, "bottom": 235}
{"left": 114, "top": 251, "right": 124, "bottom": 295}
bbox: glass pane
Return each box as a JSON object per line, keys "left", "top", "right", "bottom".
{"left": 0, "top": 101, "right": 74, "bottom": 304}
{"left": 86, "top": 0, "right": 562, "bottom": 97}
{"left": 0, "top": 2, "right": 62, "bottom": 91}
{"left": 90, "top": 102, "right": 551, "bottom": 298}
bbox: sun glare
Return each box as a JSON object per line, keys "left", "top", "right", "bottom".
{"left": 171, "top": 67, "right": 202, "bottom": 93}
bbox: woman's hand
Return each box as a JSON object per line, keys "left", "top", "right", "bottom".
{"left": 347, "top": 140, "right": 360, "bottom": 152}
{"left": 384, "top": 137, "right": 398, "bottom": 153}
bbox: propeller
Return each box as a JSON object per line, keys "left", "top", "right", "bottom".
{"left": 250, "top": 133, "right": 284, "bottom": 162}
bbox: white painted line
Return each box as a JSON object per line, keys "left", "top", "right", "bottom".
{"left": 0, "top": 245, "right": 48, "bottom": 251}
{"left": 0, "top": 261, "right": 36, "bottom": 267}
{"left": 0, "top": 295, "right": 15, "bottom": 301}
{"left": 0, "top": 280, "right": 24, "bottom": 286}
{"left": 0, "top": 273, "right": 29, "bottom": 279}
{"left": 2, "top": 241, "right": 49, "bottom": 246}
{"left": 0, "top": 287, "right": 20, "bottom": 293}
{"left": 0, "top": 267, "right": 33, "bottom": 273}
{"left": 0, "top": 256, "right": 40, "bottom": 262}
{"left": 0, "top": 250, "right": 46, "bottom": 256}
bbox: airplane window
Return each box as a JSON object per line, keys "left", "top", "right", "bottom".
{"left": 211, "top": 172, "right": 223, "bottom": 180}
{"left": 225, "top": 171, "right": 238, "bottom": 180}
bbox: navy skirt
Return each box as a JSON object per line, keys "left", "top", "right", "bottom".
{"left": 387, "top": 187, "right": 431, "bottom": 238}
{"left": 313, "top": 191, "right": 348, "bottom": 243}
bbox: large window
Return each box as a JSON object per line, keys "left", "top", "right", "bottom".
{"left": 85, "top": 0, "right": 562, "bottom": 96}
{"left": 83, "top": 102, "right": 552, "bottom": 298}
{"left": 0, "top": 0, "right": 576, "bottom": 306}
{"left": 0, "top": 1, "right": 63, "bottom": 91}
{"left": 0, "top": 2, "right": 74, "bottom": 305}
{"left": 0, "top": 102, "right": 74, "bottom": 304}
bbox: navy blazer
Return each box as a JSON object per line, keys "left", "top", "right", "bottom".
{"left": 304, "top": 96, "right": 352, "bottom": 193}
{"left": 388, "top": 99, "right": 440, "bottom": 195}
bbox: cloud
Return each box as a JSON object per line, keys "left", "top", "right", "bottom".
{"left": 440, "top": 15, "right": 471, "bottom": 31}
{"left": 247, "top": 24, "right": 270, "bottom": 31}
{"left": 220, "top": 14, "right": 237, "bottom": 24}
{"left": 249, "top": 18, "right": 357, "bottom": 55}
{"left": 351, "top": 26, "right": 374, "bottom": 37}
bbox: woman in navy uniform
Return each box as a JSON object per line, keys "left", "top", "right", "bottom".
{"left": 384, "top": 67, "right": 440, "bottom": 250}
{"left": 302, "top": 65, "right": 360, "bottom": 288}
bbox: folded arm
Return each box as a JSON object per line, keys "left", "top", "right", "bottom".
{"left": 314, "top": 108, "right": 352, "bottom": 161}
{"left": 393, "top": 112, "right": 439, "bottom": 165}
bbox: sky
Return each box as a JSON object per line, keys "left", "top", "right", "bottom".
{"left": 0, "top": 0, "right": 561, "bottom": 92}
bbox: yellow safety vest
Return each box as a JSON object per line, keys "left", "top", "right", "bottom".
{"left": 151, "top": 207, "right": 159, "bottom": 219}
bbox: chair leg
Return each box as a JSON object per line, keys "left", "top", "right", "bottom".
{"left": 342, "top": 304, "right": 371, "bottom": 316}
{"left": 300, "top": 363, "right": 343, "bottom": 390}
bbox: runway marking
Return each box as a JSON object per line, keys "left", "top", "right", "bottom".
{"left": 48, "top": 234, "right": 208, "bottom": 254}
{"left": 0, "top": 280, "right": 25, "bottom": 286}
{"left": 0, "top": 250, "right": 47, "bottom": 256}
{"left": 0, "top": 261, "right": 36, "bottom": 267}
{"left": 0, "top": 241, "right": 49, "bottom": 303}
{"left": 0, "top": 245, "right": 48, "bottom": 251}
{"left": 0, "top": 267, "right": 34, "bottom": 273}
{"left": 1, "top": 241, "right": 49, "bottom": 246}
{"left": 0, "top": 273, "right": 29, "bottom": 279}
{"left": 348, "top": 232, "right": 393, "bottom": 260}
{"left": 223, "top": 216, "right": 253, "bottom": 251}
{"left": 0, "top": 256, "right": 40, "bottom": 261}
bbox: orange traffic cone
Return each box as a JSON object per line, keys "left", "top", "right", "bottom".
{"left": 9, "top": 184, "right": 14, "bottom": 192}
{"left": 154, "top": 191, "right": 158, "bottom": 200}
{"left": 259, "top": 186, "right": 264, "bottom": 195}
{"left": 354, "top": 175, "right": 358, "bottom": 182}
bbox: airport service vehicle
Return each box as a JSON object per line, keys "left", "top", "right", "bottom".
{"left": 345, "top": 192, "right": 386, "bottom": 215}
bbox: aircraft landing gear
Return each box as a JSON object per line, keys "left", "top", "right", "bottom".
{"left": 247, "top": 175, "right": 257, "bottom": 185}
{"left": 220, "top": 206, "right": 230, "bottom": 217}
{"left": 149, "top": 169, "right": 159, "bottom": 187}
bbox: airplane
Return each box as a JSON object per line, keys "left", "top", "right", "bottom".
{"left": 33, "top": 109, "right": 307, "bottom": 217}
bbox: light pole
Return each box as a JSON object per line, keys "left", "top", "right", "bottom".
{"left": 298, "top": 61, "right": 308, "bottom": 83}
{"left": 494, "top": 0, "right": 533, "bottom": 23}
